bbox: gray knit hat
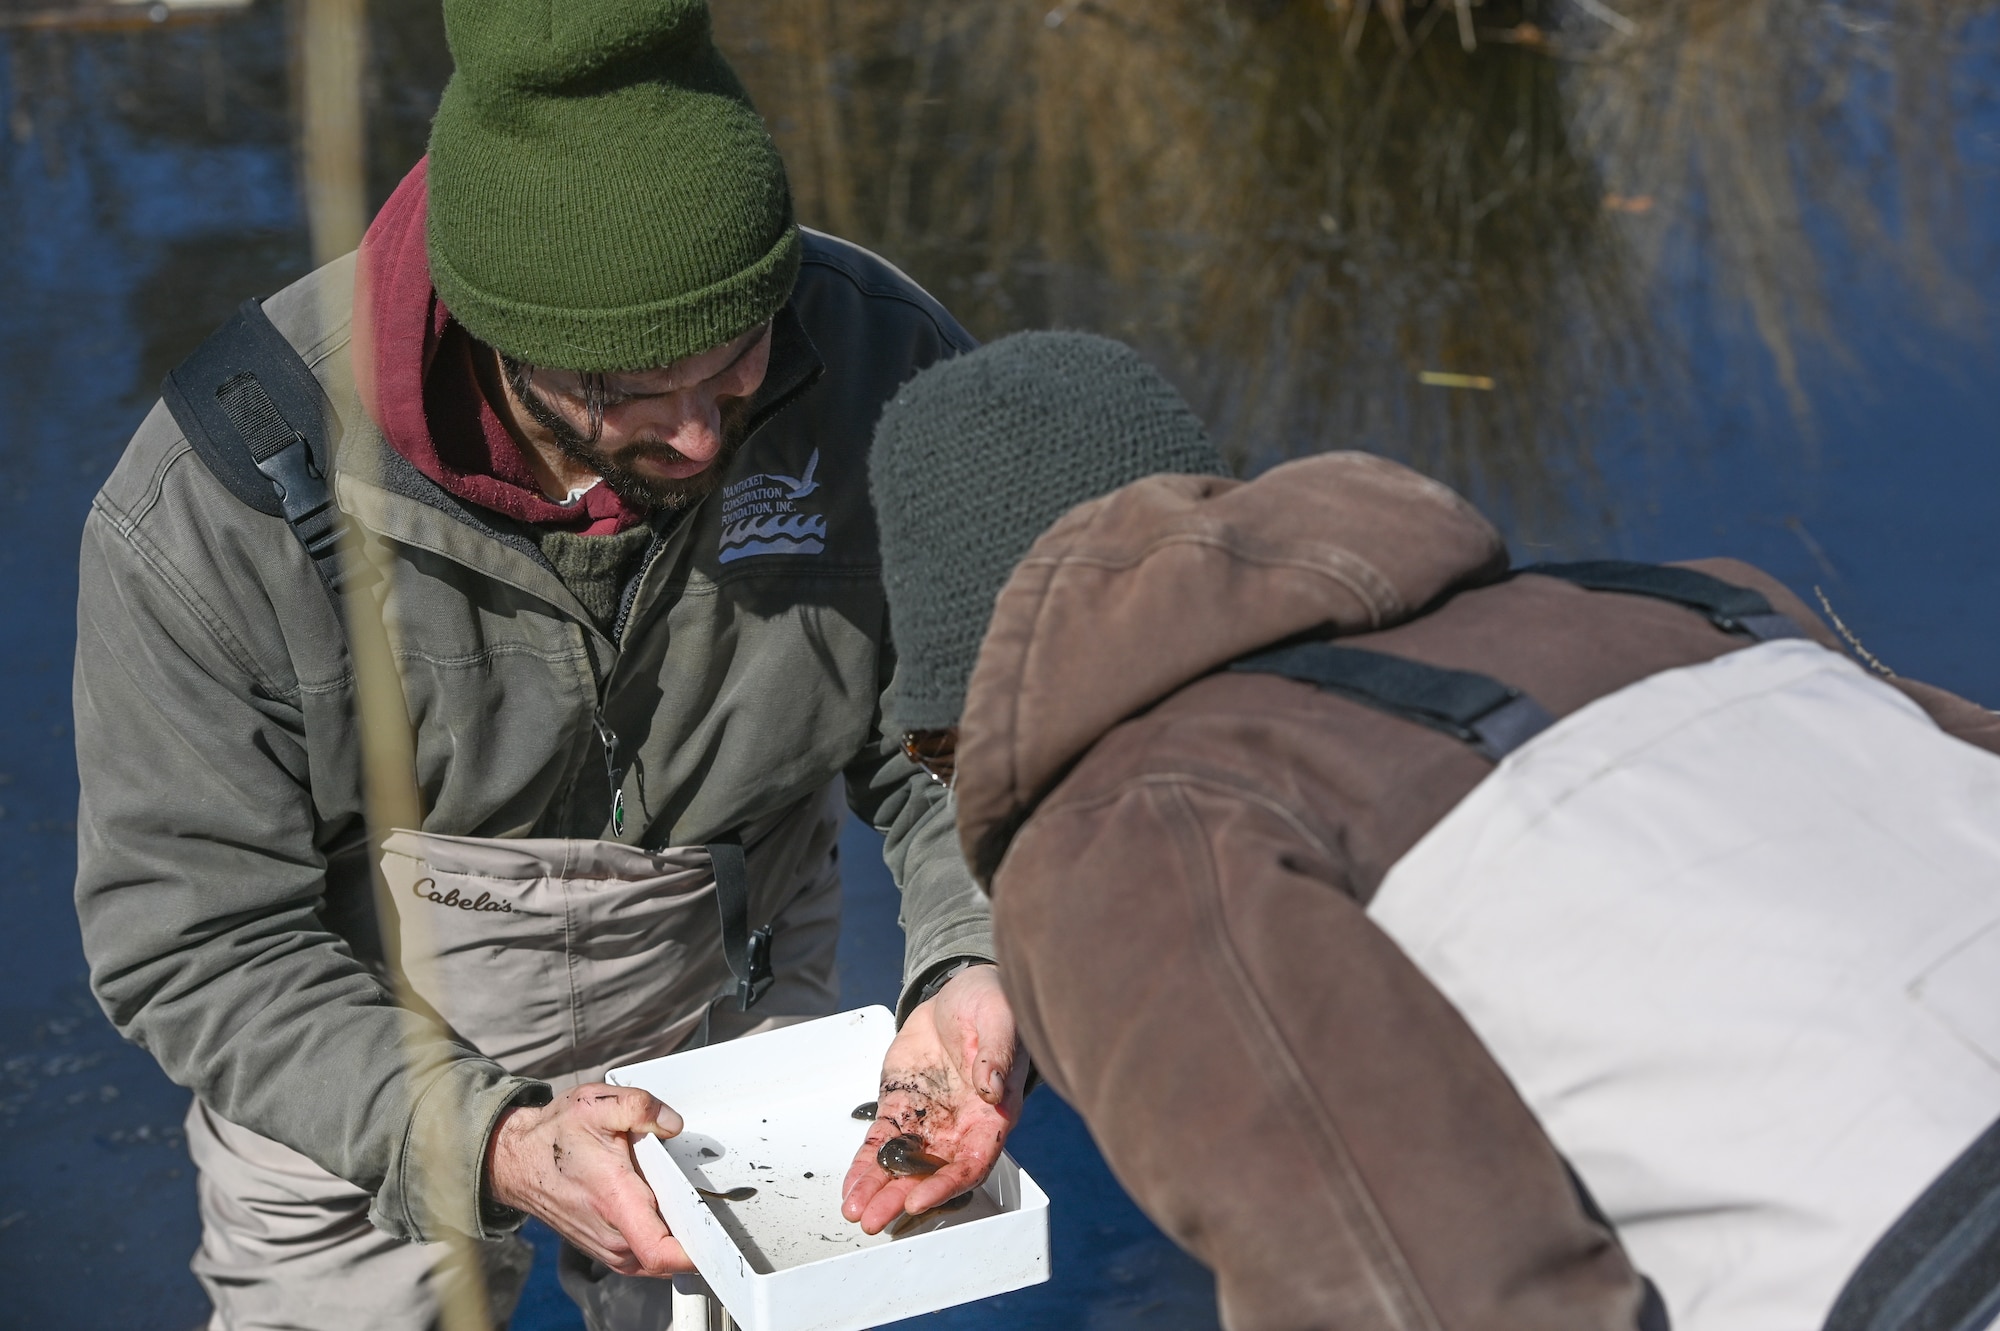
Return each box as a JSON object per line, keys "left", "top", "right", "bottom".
{"left": 870, "top": 332, "right": 1228, "bottom": 731}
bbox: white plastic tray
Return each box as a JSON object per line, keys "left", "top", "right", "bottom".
{"left": 607, "top": 1007, "right": 1050, "bottom": 1331}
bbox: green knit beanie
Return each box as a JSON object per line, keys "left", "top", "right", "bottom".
{"left": 426, "top": 0, "right": 800, "bottom": 372}
{"left": 871, "top": 332, "right": 1229, "bottom": 732}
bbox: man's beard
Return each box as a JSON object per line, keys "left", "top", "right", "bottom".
{"left": 517, "top": 388, "right": 752, "bottom": 513}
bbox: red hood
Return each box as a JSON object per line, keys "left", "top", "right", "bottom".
{"left": 352, "top": 159, "right": 645, "bottom": 535}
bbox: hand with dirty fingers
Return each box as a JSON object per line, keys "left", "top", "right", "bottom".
{"left": 488, "top": 1084, "right": 694, "bottom": 1276}
{"left": 841, "top": 963, "right": 1028, "bottom": 1234}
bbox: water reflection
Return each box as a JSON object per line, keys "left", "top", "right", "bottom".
{"left": 6, "top": 0, "right": 1991, "bottom": 519}
{"left": 1568, "top": 0, "right": 1990, "bottom": 419}
{"left": 719, "top": 0, "right": 1995, "bottom": 522}
{"left": 1, "top": 0, "right": 449, "bottom": 407}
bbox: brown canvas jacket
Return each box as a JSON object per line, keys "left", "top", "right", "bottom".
{"left": 953, "top": 452, "right": 2000, "bottom": 1331}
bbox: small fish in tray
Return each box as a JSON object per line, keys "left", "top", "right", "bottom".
{"left": 889, "top": 1190, "right": 975, "bottom": 1238}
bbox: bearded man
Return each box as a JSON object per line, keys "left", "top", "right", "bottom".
{"left": 72, "top": 4, "right": 1025, "bottom": 1328}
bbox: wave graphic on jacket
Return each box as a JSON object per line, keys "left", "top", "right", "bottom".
{"left": 718, "top": 448, "right": 828, "bottom": 562}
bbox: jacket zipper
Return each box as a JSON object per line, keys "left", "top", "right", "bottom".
{"left": 611, "top": 519, "right": 676, "bottom": 647}
{"left": 594, "top": 517, "right": 685, "bottom": 839}
{"left": 594, "top": 709, "right": 625, "bottom": 838}
{"left": 586, "top": 388, "right": 815, "bottom": 839}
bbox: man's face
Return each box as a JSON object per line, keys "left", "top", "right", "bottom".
{"left": 511, "top": 322, "right": 774, "bottom": 510}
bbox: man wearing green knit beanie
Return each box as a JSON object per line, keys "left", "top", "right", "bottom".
{"left": 74, "top": 3, "right": 1027, "bottom": 1329}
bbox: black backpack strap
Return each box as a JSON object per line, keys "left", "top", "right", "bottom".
{"left": 1562, "top": 1161, "right": 1673, "bottom": 1331}
{"left": 1227, "top": 560, "right": 1801, "bottom": 761}
{"left": 1822, "top": 1114, "right": 2000, "bottom": 1331}
{"left": 160, "top": 297, "right": 353, "bottom": 608}
{"left": 1517, "top": 560, "right": 1804, "bottom": 642}
{"left": 706, "top": 840, "right": 774, "bottom": 1012}
{"left": 1229, "top": 642, "right": 1554, "bottom": 761}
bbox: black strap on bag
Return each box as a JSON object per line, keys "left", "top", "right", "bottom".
{"left": 705, "top": 840, "right": 774, "bottom": 1012}
{"left": 1229, "top": 642, "right": 1556, "bottom": 761}
{"left": 160, "top": 296, "right": 354, "bottom": 608}
{"left": 1822, "top": 1114, "right": 2000, "bottom": 1331}
{"left": 1228, "top": 559, "right": 1810, "bottom": 764}
{"left": 1518, "top": 560, "right": 1805, "bottom": 642}
{"left": 1564, "top": 1163, "right": 1673, "bottom": 1331}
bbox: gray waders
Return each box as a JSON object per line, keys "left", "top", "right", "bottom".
{"left": 1233, "top": 560, "right": 2000, "bottom": 1331}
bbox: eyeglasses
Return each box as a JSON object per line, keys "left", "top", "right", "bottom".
{"left": 900, "top": 728, "right": 958, "bottom": 789}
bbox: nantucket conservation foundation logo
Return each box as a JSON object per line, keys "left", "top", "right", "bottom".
{"left": 718, "top": 449, "right": 828, "bottom": 564}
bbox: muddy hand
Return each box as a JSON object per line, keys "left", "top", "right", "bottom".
{"left": 487, "top": 1083, "right": 693, "bottom": 1277}
{"left": 841, "top": 963, "right": 1028, "bottom": 1234}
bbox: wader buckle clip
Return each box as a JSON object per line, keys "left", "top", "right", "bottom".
{"left": 737, "top": 926, "right": 775, "bottom": 1011}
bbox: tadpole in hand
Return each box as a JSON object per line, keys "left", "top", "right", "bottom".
{"left": 851, "top": 1101, "right": 878, "bottom": 1121}
{"left": 877, "top": 1134, "right": 946, "bottom": 1177}
{"left": 889, "top": 1189, "right": 974, "bottom": 1237}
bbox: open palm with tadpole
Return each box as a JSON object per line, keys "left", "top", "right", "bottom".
{"left": 841, "top": 964, "right": 1030, "bottom": 1234}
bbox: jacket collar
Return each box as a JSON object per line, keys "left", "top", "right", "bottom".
{"left": 334, "top": 295, "right": 826, "bottom": 630}
{"left": 741, "top": 301, "right": 825, "bottom": 441}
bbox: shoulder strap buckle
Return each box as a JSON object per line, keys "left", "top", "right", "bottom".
{"left": 161, "top": 297, "right": 353, "bottom": 609}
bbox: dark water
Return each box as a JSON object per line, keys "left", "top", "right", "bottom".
{"left": 2, "top": 1, "right": 1996, "bottom": 1326}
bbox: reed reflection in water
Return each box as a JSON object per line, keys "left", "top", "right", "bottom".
{"left": 7, "top": 0, "right": 1990, "bottom": 522}
{"left": 719, "top": 0, "right": 1995, "bottom": 524}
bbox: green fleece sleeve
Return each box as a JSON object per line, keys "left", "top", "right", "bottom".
{"left": 73, "top": 489, "right": 540, "bottom": 1244}
{"left": 844, "top": 723, "right": 995, "bottom": 1022}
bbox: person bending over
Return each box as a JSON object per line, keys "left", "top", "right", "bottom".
{"left": 859, "top": 330, "right": 2000, "bottom": 1331}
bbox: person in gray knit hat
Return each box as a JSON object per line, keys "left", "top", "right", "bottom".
{"left": 838, "top": 331, "right": 1228, "bottom": 1235}
{"left": 859, "top": 331, "right": 2000, "bottom": 1330}
{"left": 869, "top": 331, "right": 1229, "bottom": 732}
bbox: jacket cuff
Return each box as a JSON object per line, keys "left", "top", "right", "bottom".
{"left": 368, "top": 1059, "right": 552, "bottom": 1244}
{"left": 477, "top": 1082, "right": 557, "bottom": 1235}
{"left": 897, "top": 915, "right": 997, "bottom": 1023}
{"left": 897, "top": 954, "right": 994, "bottom": 1026}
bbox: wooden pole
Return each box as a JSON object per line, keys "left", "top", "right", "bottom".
{"left": 298, "top": 0, "right": 367, "bottom": 265}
